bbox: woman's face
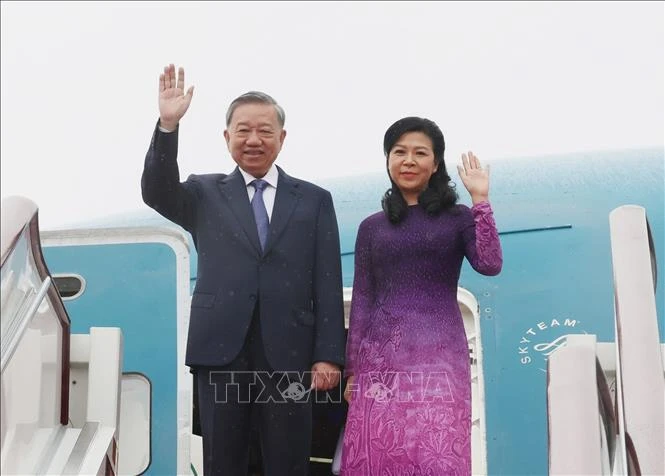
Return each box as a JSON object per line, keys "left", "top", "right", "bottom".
{"left": 387, "top": 131, "right": 438, "bottom": 204}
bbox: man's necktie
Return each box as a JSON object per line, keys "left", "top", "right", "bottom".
{"left": 250, "top": 179, "right": 269, "bottom": 252}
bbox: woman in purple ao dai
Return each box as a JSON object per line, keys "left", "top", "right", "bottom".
{"left": 340, "top": 117, "right": 503, "bottom": 476}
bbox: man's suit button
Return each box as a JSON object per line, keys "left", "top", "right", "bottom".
{"left": 249, "top": 294, "right": 256, "bottom": 301}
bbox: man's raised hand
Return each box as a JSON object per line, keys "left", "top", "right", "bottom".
{"left": 159, "top": 64, "right": 194, "bottom": 131}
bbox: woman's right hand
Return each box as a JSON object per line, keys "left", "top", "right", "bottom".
{"left": 457, "top": 151, "right": 490, "bottom": 204}
{"left": 344, "top": 375, "right": 355, "bottom": 403}
{"left": 158, "top": 64, "right": 194, "bottom": 131}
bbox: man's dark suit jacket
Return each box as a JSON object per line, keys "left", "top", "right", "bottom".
{"left": 141, "top": 124, "right": 345, "bottom": 372}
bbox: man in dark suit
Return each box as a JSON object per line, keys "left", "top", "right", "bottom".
{"left": 141, "top": 64, "right": 345, "bottom": 476}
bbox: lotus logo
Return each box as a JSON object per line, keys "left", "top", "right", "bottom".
{"left": 280, "top": 382, "right": 311, "bottom": 401}
{"left": 365, "top": 382, "right": 393, "bottom": 402}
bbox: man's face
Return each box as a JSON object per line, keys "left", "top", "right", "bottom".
{"left": 224, "top": 103, "right": 286, "bottom": 178}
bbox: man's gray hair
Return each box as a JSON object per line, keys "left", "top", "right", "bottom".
{"left": 225, "top": 91, "right": 286, "bottom": 128}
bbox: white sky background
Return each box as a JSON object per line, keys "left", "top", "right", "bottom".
{"left": 1, "top": 1, "right": 663, "bottom": 229}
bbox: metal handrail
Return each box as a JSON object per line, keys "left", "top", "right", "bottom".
{"left": 0, "top": 195, "right": 72, "bottom": 425}
{"left": 0, "top": 276, "right": 52, "bottom": 373}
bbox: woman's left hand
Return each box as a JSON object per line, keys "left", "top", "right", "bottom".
{"left": 457, "top": 151, "right": 490, "bottom": 204}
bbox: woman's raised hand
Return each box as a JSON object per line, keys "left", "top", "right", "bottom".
{"left": 457, "top": 151, "right": 490, "bottom": 204}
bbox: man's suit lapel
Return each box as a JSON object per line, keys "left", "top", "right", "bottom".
{"left": 264, "top": 167, "right": 301, "bottom": 256}
{"left": 217, "top": 169, "right": 262, "bottom": 256}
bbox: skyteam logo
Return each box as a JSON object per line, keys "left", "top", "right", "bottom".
{"left": 517, "top": 317, "right": 586, "bottom": 372}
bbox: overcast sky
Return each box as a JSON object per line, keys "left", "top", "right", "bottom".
{"left": 1, "top": 1, "right": 663, "bottom": 228}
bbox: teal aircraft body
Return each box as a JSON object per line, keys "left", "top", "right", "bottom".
{"left": 41, "top": 148, "right": 663, "bottom": 475}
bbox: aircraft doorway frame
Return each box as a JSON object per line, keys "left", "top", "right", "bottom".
{"left": 457, "top": 286, "right": 488, "bottom": 476}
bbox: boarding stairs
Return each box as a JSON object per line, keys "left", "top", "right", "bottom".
{"left": 547, "top": 205, "right": 665, "bottom": 475}
{"left": 1, "top": 196, "right": 123, "bottom": 475}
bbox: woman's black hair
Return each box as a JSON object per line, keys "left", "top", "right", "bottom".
{"left": 381, "top": 116, "right": 458, "bottom": 224}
